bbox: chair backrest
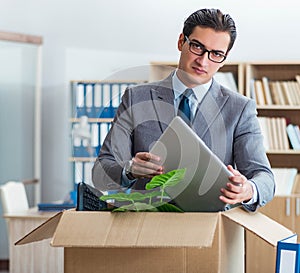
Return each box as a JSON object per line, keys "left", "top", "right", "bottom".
{"left": 0, "top": 181, "right": 29, "bottom": 214}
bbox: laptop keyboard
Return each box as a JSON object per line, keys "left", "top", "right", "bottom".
{"left": 76, "top": 182, "right": 107, "bottom": 211}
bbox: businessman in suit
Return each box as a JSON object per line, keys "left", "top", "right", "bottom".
{"left": 92, "top": 8, "right": 275, "bottom": 212}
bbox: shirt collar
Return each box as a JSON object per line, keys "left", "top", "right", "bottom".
{"left": 172, "top": 70, "right": 212, "bottom": 102}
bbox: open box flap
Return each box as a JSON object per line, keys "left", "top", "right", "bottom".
{"left": 50, "top": 210, "right": 220, "bottom": 248}
{"left": 15, "top": 211, "right": 63, "bottom": 245}
{"left": 222, "top": 207, "right": 294, "bottom": 246}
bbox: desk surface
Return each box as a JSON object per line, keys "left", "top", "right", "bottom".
{"left": 3, "top": 207, "right": 58, "bottom": 220}
{"left": 5, "top": 207, "right": 64, "bottom": 273}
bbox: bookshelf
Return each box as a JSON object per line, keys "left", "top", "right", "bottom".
{"left": 245, "top": 62, "right": 300, "bottom": 172}
{"left": 69, "top": 80, "right": 141, "bottom": 189}
{"left": 245, "top": 62, "right": 300, "bottom": 235}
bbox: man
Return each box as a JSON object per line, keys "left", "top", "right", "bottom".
{"left": 92, "top": 8, "right": 275, "bottom": 212}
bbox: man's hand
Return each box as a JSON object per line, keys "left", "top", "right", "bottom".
{"left": 130, "top": 152, "right": 164, "bottom": 179}
{"left": 219, "top": 165, "right": 254, "bottom": 205}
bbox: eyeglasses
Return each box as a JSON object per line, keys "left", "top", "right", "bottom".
{"left": 185, "top": 36, "right": 227, "bottom": 63}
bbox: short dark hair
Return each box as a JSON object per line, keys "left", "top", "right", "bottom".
{"left": 183, "top": 8, "right": 237, "bottom": 53}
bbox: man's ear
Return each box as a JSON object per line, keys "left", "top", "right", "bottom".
{"left": 177, "top": 33, "right": 185, "bottom": 51}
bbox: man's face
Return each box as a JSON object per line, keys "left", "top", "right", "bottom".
{"left": 177, "top": 26, "right": 231, "bottom": 88}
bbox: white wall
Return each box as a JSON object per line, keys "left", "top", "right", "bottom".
{"left": 0, "top": 0, "right": 300, "bottom": 206}
{"left": 1, "top": 0, "right": 300, "bottom": 260}
{"left": 0, "top": 0, "right": 300, "bottom": 259}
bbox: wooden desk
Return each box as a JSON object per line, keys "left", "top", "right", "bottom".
{"left": 4, "top": 208, "right": 63, "bottom": 273}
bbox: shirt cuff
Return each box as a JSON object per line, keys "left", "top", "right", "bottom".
{"left": 121, "top": 167, "right": 136, "bottom": 188}
{"left": 242, "top": 180, "right": 258, "bottom": 205}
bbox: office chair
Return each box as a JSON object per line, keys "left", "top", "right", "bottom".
{"left": 0, "top": 181, "right": 29, "bottom": 214}
{"left": 0, "top": 179, "right": 38, "bottom": 214}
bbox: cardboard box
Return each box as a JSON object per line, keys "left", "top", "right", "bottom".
{"left": 259, "top": 175, "right": 300, "bottom": 235}
{"left": 16, "top": 207, "right": 293, "bottom": 273}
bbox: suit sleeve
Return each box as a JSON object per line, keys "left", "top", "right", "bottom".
{"left": 92, "top": 88, "right": 134, "bottom": 191}
{"left": 233, "top": 99, "right": 275, "bottom": 212}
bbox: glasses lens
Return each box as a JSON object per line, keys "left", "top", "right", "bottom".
{"left": 189, "top": 42, "right": 205, "bottom": 56}
{"left": 208, "top": 52, "right": 226, "bottom": 63}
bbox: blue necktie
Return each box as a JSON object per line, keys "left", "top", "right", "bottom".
{"left": 178, "top": 88, "right": 193, "bottom": 124}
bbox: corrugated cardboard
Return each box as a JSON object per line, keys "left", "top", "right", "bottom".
{"left": 16, "top": 207, "right": 293, "bottom": 273}
{"left": 260, "top": 174, "right": 300, "bottom": 234}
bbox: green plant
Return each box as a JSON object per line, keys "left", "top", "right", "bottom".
{"left": 100, "top": 168, "right": 186, "bottom": 212}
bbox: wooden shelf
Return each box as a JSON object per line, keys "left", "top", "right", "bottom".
{"left": 267, "top": 150, "right": 300, "bottom": 154}
{"left": 245, "top": 62, "right": 300, "bottom": 98}
{"left": 246, "top": 62, "right": 300, "bottom": 171}
{"left": 69, "top": 157, "right": 96, "bottom": 162}
{"left": 257, "top": 108, "right": 300, "bottom": 125}
{"left": 69, "top": 118, "right": 113, "bottom": 123}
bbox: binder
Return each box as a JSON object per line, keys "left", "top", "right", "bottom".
{"left": 100, "top": 83, "right": 111, "bottom": 118}
{"left": 72, "top": 123, "right": 82, "bottom": 157}
{"left": 111, "top": 83, "right": 120, "bottom": 117}
{"left": 276, "top": 234, "right": 300, "bottom": 273}
{"left": 83, "top": 162, "right": 94, "bottom": 186}
{"left": 72, "top": 81, "right": 139, "bottom": 119}
{"left": 38, "top": 202, "right": 75, "bottom": 211}
{"left": 100, "top": 123, "right": 109, "bottom": 146}
{"left": 91, "top": 123, "right": 100, "bottom": 157}
{"left": 74, "top": 161, "right": 83, "bottom": 184}
{"left": 76, "top": 83, "right": 85, "bottom": 117}
{"left": 93, "top": 83, "right": 102, "bottom": 118}
{"left": 85, "top": 84, "right": 93, "bottom": 118}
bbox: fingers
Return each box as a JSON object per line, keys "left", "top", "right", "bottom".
{"left": 219, "top": 165, "right": 253, "bottom": 205}
{"left": 135, "top": 152, "right": 161, "bottom": 163}
{"left": 227, "top": 165, "right": 246, "bottom": 187}
{"left": 131, "top": 152, "right": 164, "bottom": 178}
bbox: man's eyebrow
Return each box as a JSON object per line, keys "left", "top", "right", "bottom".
{"left": 190, "top": 38, "right": 226, "bottom": 54}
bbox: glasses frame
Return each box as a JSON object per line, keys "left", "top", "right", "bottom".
{"left": 184, "top": 36, "right": 227, "bottom": 63}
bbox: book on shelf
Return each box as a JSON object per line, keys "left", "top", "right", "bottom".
{"left": 279, "top": 118, "right": 290, "bottom": 150}
{"left": 290, "top": 80, "right": 300, "bottom": 105}
{"left": 214, "top": 72, "right": 238, "bottom": 93}
{"left": 261, "top": 77, "right": 273, "bottom": 105}
{"left": 258, "top": 116, "right": 290, "bottom": 150}
{"left": 286, "top": 124, "right": 300, "bottom": 150}
{"left": 254, "top": 80, "right": 266, "bottom": 106}
{"left": 73, "top": 81, "right": 139, "bottom": 119}
{"left": 257, "top": 117, "right": 270, "bottom": 150}
{"left": 294, "top": 125, "right": 300, "bottom": 144}
{"left": 275, "top": 81, "right": 286, "bottom": 105}
{"left": 272, "top": 168, "right": 298, "bottom": 196}
{"left": 280, "top": 81, "right": 293, "bottom": 105}
{"left": 295, "top": 74, "right": 300, "bottom": 87}
{"left": 249, "top": 79, "right": 256, "bottom": 102}
{"left": 251, "top": 76, "right": 300, "bottom": 106}
{"left": 73, "top": 161, "right": 95, "bottom": 190}
{"left": 269, "top": 81, "right": 280, "bottom": 105}
{"left": 72, "top": 120, "right": 111, "bottom": 157}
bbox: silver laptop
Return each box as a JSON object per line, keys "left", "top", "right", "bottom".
{"left": 149, "top": 116, "right": 233, "bottom": 212}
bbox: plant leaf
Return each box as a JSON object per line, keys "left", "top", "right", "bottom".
{"left": 100, "top": 192, "right": 147, "bottom": 202}
{"left": 112, "top": 202, "right": 159, "bottom": 212}
{"left": 156, "top": 203, "right": 184, "bottom": 212}
{"left": 145, "top": 168, "right": 186, "bottom": 190}
{"left": 143, "top": 191, "right": 161, "bottom": 199}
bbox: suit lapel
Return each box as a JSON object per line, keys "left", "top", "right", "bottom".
{"left": 192, "top": 80, "right": 229, "bottom": 139}
{"left": 149, "top": 76, "right": 229, "bottom": 136}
